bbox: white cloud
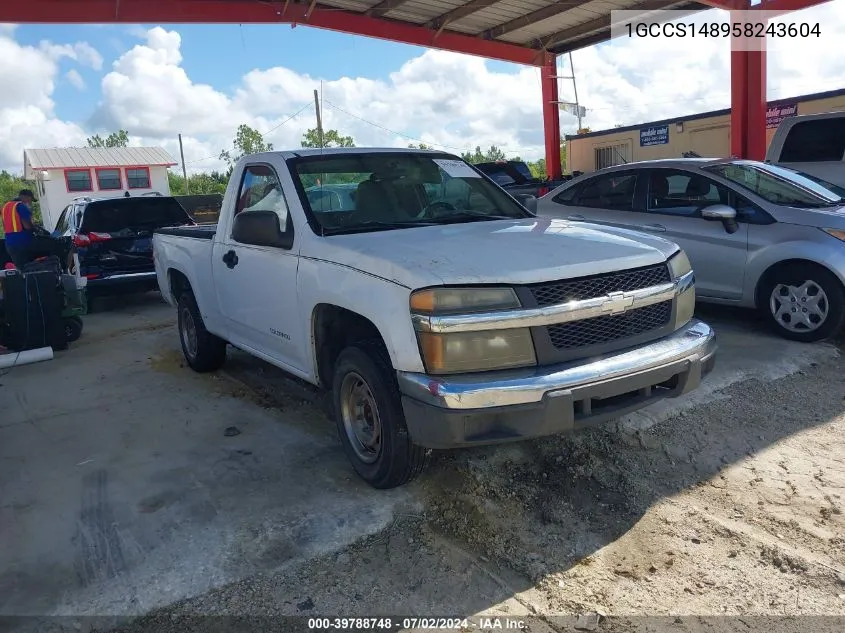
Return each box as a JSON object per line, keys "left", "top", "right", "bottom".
{"left": 66, "top": 69, "right": 85, "bottom": 90}
{"left": 0, "top": 31, "right": 88, "bottom": 171}
{"left": 1, "top": 3, "right": 844, "bottom": 175}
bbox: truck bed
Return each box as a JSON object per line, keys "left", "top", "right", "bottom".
{"left": 156, "top": 224, "right": 217, "bottom": 240}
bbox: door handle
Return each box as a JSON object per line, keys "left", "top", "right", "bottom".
{"left": 222, "top": 249, "right": 239, "bottom": 269}
{"left": 567, "top": 214, "right": 586, "bottom": 221}
{"left": 638, "top": 224, "right": 667, "bottom": 233}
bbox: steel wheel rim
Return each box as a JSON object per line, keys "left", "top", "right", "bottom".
{"left": 339, "top": 371, "right": 382, "bottom": 464}
{"left": 769, "top": 279, "right": 829, "bottom": 333}
{"left": 181, "top": 307, "right": 198, "bottom": 358}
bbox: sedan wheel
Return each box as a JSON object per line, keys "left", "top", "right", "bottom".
{"left": 769, "top": 280, "right": 828, "bottom": 334}
{"left": 761, "top": 264, "right": 845, "bottom": 342}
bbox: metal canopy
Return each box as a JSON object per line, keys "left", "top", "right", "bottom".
{"left": 5, "top": 0, "right": 710, "bottom": 65}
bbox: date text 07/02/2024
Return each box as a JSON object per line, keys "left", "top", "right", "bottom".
{"left": 307, "top": 617, "right": 528, "bottom": 630}
{"left": 625, "top": 21, "right": 821, "bottom": 38}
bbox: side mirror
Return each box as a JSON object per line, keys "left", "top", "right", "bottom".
{"left": 513, "top": 193, "right": 538, "bottom": 215}
{"left": 701, "top": 204, "right": 737, "bottom": 221}
{"left": 232, "top": 210, "right": 293, "bottom": 249}
{"left": 701, "top": 204, "right": 739, "bottom": 234}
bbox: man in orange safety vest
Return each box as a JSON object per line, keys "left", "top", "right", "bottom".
{"left": 2, "top": 189, "right": 63, "bottom": 269}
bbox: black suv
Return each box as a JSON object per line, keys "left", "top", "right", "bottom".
{"left": 52, "top": 194, "right": 195, "bottom": 298}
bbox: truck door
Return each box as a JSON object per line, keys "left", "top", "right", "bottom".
{"left": 771, "top": 116, "right": 845, "bottom": 189}
{"left": 212, "top": 162, "right": 306, "bottom": 372}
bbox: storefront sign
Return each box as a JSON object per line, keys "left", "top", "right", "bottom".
{"left": 766, "top": 103, "right": 797, "bottom": 129}
{"left": 640, "top": 124, "right": 669, "bottom": 146}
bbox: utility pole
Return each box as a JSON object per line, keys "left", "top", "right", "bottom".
{"left": 313, "top": 89, "right": 324, "bottom": 148}
{"left": 568, "top": 52, "right": 583, "bottom": 132}
{"left": 178, "top": 133, "right": 189, "bottom": 194}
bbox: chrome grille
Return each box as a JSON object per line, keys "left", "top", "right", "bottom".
{"left": 547, "top": 301, "right": 673, "bottom": 350}
{"left": 529, "top": 263, "right": 671, "bottom": 308}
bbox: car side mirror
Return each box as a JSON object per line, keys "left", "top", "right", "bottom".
{"left": 513, "top": 193, "right": 538, "bottom": 215}
{"left": 232, "top": 210, "right": 293, "bottom": 249}
{"left": 701, "top": 204, "right": 739, "bottom": 234}
{"left": 701, "top": 204, "right": 737, "bottom": 221}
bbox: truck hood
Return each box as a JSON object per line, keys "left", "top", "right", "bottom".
{"left": 303, "top": 217, "right": 679, "bottom": 288}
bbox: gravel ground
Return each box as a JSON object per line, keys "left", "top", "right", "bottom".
{"left": 80, "top": 337, "right": 845, "bottom": 633}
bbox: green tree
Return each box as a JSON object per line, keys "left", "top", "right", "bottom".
{"left": 0, "top": 171, "right": 42, "bottom": 236}
{"left": 219, "top": 124, "right": 274, "bottom": 168}
{"left": 301, "top": 128, "right": 355, "bottom": 148}
{"left": 168, "top": 170, "right": 228, "bottom": 196}
{"left": 460, "top": 145, "right": 507, "bottom": 164}
{"left": 87, "top": 130, "right": 130, "bottom": 148}
{"left": 408, "top": 142, "right": 433, "bottom": 150}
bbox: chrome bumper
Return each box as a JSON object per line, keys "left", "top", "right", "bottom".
{"left": 397, "top": 319, "right": 716, "bottom": 449}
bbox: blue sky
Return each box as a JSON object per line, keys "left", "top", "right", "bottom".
{"left": 14, "top": 23, "right": 513, "bottom": 124}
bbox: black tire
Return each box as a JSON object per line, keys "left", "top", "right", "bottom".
{"left": 331, "top": 342, "right": 430, "bottom": 489}
{"left": 759, "top": 263, "right": 845, "bottom": 342}
{"left": 64, "top": 316, "right": 83, "bottom": 343}
{"left": 177, "top": 290, "right": 227, "bottom": 372}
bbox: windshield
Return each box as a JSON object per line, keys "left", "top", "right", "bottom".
{"left": 81, "top": 198, "right": 194, "bottom": 233}
{"left": 704, "top": 161, "right": 844, "bottom": 208}
{"left": 291, "top": 152, "right": 530, "bottom": 234}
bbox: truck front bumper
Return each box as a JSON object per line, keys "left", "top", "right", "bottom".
{"left": 396, "top": 319, "right": 716, "bottom": 449}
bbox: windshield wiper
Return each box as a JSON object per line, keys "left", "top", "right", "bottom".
{"left": 427, "top": 211, "right": 520, "bottom": 224}
{"left": 321, "top": 220, "right": 438, "bottom": 235}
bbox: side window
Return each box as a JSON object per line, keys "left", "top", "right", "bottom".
{"left": 779, "top": 119, "right": 845, "bottom": 163}
{"left": 646, "top": 169, "right": 728, "bottom": 217}
{"left": 573, "top": 173, "right": 637, "bottom": 210}
{"left": 551, "top": 184, "right": 580, "bottom": 205}
{"left": 234, "top": 164, "right": 292, "bottom": 245}
{"left": 54, "top": 207, "right": 70, "bottom": 233}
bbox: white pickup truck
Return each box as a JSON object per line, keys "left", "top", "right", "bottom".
{"left": 153, "top": 148, "right": 716, "bottom": 489}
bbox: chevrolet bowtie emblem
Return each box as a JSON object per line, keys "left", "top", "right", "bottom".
{"left": 602, "top": 291, "right": 636, "bottom": 315}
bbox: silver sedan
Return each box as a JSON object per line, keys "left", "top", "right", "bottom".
{"left": 538, "top": 158, "right": 845, "bottom": 342}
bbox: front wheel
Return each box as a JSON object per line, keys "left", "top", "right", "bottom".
{"left": 331, "top": 343, "right": 429, "bottom": 489}
{"left": 177, "top": 290, "right": 227, "bottom": 372}
{"left": 761, "top": 263, "right": 845, "bottom": 342}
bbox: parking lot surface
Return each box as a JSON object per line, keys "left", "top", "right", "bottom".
{"left": 1, "top": 294, "right": 843, "bottom": 622}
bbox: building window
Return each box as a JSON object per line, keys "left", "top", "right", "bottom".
{"left": 779, "top": 119, "right": 845, "bottom": 162}
{"left": 96, "top": 168, "right": 122, "bottom": 190}
{"left": 126, "top": 167, "right": 151, "bottom": 189}
{"left": 65, "top": 169, "right": 92, "bottom": 192}
{"left": 594, "top": 144, "right": 631, "bottom": 171}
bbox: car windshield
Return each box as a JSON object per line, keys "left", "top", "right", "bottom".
{"left": 703, "top": 161, "right": 845, "bottom": 208}
{"left": 290, "top": 152, "right": 530, "bottom": 234}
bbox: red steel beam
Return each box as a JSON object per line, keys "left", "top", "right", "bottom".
{"left": 2, "top": 0, "right": 545, "bottom": 66}
{"left": 756, "top": 0, "right": 833, "bottom": 11}
{"left": 541, "top": 54, "right": 563, "bottom": 180}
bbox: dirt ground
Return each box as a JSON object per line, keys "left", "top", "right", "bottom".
{"left": 3, "top": 297, "right": 845, "bottom": 633}
{"left": 123, "top": 320, "right": 845, "bottom": 632}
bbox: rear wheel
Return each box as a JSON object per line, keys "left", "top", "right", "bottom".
{"left": 332, "top": 343, "right": 429, "bottom": 489}
{"left": 177, "top": 290, "right": 227, "bottom": 372}
{"left": 64, "top": 316, "right": 83, "bottom": 343}
{"left": 760, "top": 263, "right": 845, "bottom": 342}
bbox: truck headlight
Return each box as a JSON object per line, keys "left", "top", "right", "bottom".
{"left": 668, "top": 250, "right": 695, "bottom": 328}
{"left": 417, "top": 329, "right": 536, "bottom": 375}
{"left": 410, "top": 287, "right": 536, "bottom": 374}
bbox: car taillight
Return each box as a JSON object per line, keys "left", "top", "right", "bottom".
{"left": 538, "top": 186, "right": 549, "bottom": 196}
{"left": 73, "top": 232, "right": 112, "bottom": 247}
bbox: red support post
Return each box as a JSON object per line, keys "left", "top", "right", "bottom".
{"left": 729, "top": 10, "right": 768, "bottom": 160}
{"left": 730, "top": 48, "right": 748, "bottom": 159}
{"left": 541, "top": 53, "right": 562, "bottom": 180}
{"left": 746, "top": 48, "right": 767, "bottom": 160}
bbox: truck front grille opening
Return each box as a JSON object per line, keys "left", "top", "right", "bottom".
{"left": 547, "top": 301, "right": 672, "bottom": 350}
